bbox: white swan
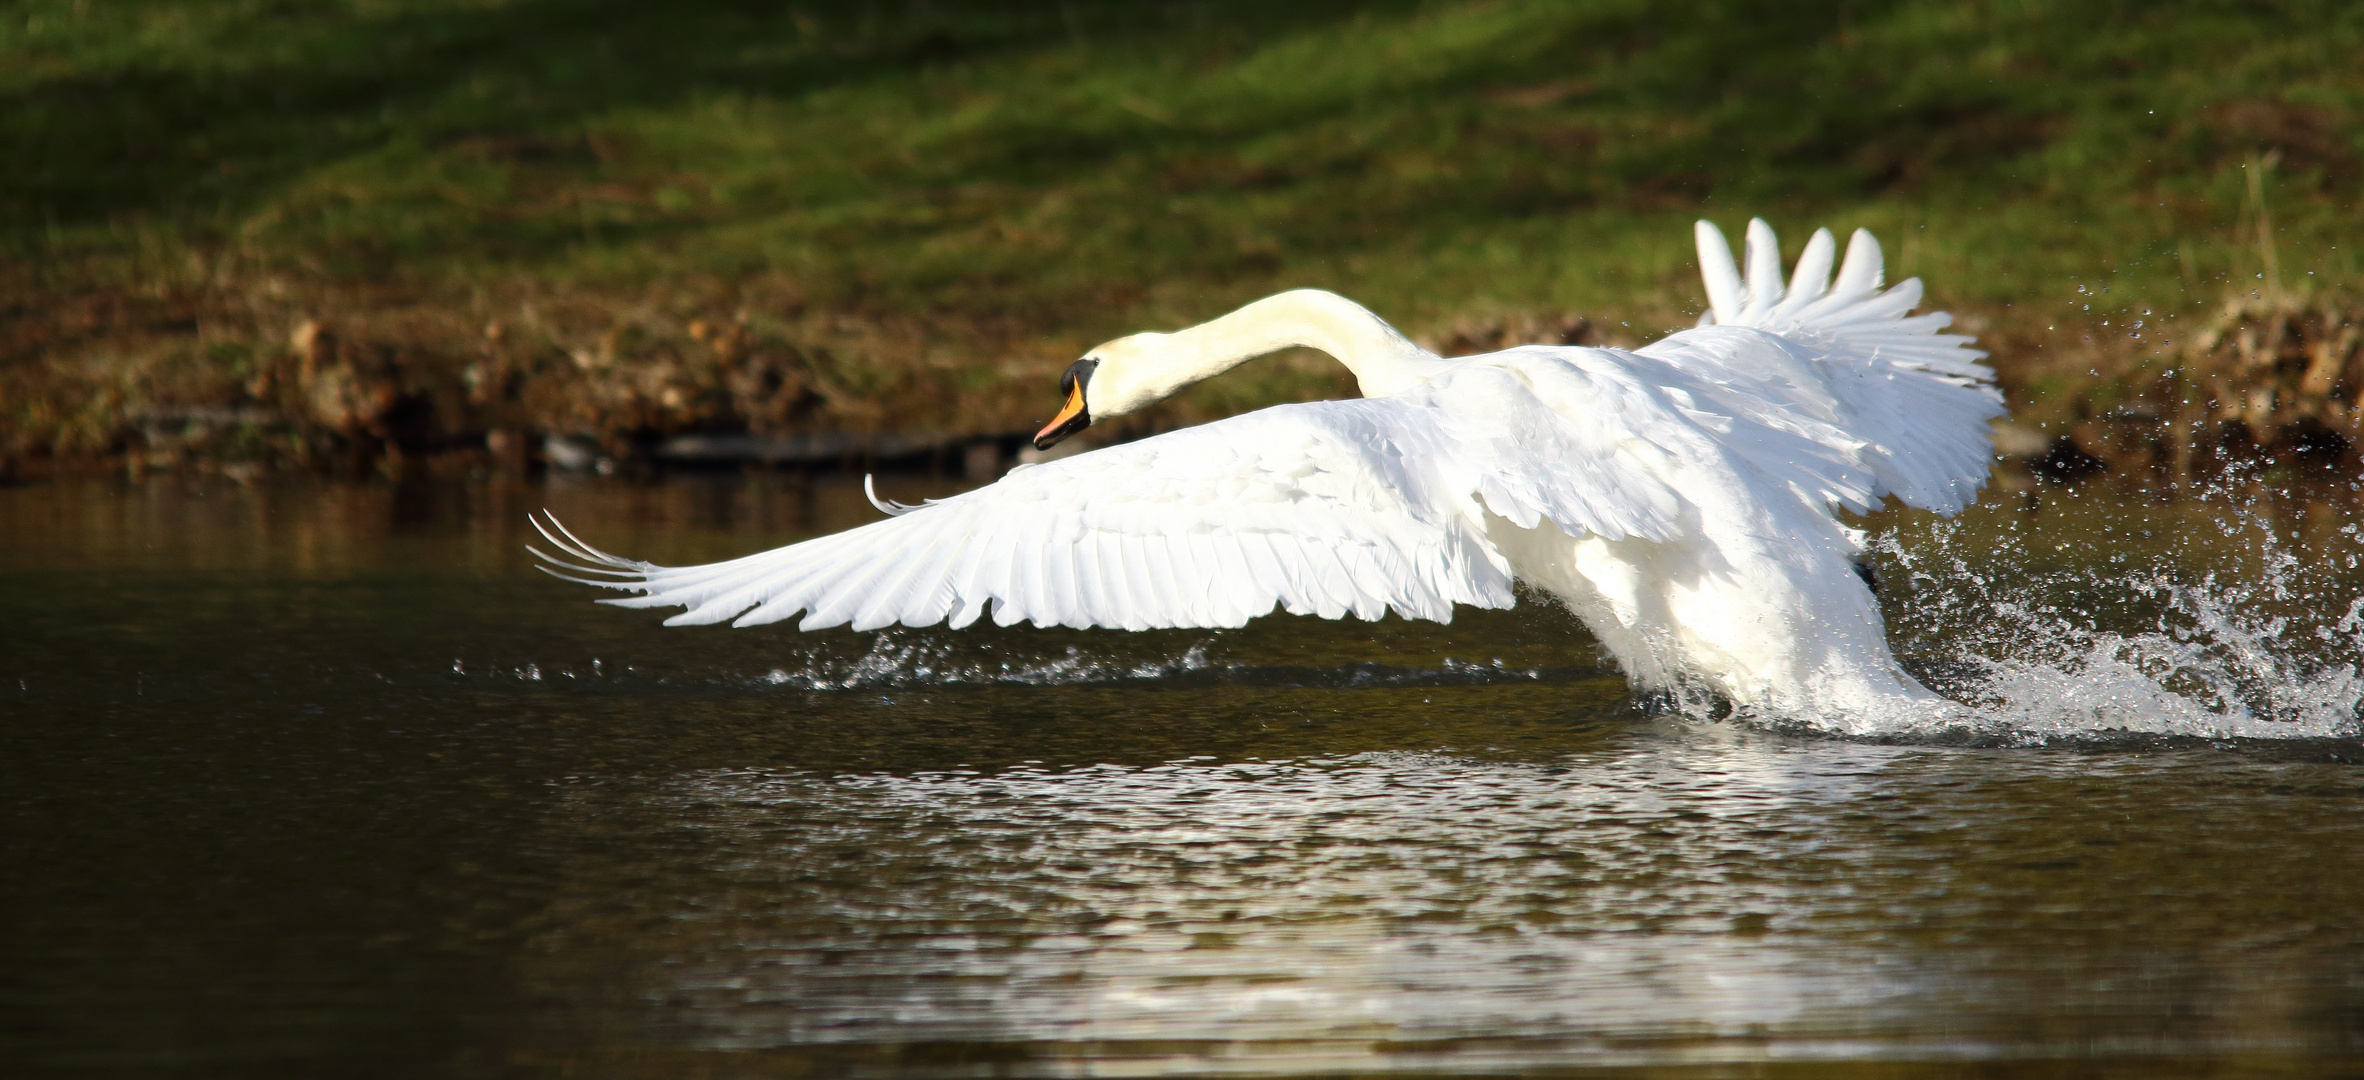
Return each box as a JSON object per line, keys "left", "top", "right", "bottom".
{"left": 535, "top": 219, "right": 2004, "bottom": 719}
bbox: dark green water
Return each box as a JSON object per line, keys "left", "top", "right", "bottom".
{"left": 4, "top": 474, "right": 2362, "bottom": 1078}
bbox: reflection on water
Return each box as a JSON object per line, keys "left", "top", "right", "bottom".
{"left": 534, "top": 743, "right": 2364, "bottom": 1073}
{"left": 2, "top": 473, "right": 2362, "bottom": 1077}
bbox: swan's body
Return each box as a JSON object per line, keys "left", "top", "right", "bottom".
{"left": 537, "top": 220, "right": 2003, "bottom": 720}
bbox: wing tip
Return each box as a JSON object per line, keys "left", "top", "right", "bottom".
{"left": 1693, "top": 219, "right": 1743, "bottom": 325}
{"left": 864, "top": 473, "right": 922, "bottom": 516}
{"left": 530, "top": 511, "right": 664, "bottom": 595}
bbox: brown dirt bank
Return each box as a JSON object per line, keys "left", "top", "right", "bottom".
{"left": 1, "top": 272, "right": 2354, "bottom": 488}
{"left": 0, "top": 269, "right": 1633, "bottom": 480}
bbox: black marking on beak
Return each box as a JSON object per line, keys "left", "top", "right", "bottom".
{"left": 1033, "top": 358, "right": 1097, "bottom": 450}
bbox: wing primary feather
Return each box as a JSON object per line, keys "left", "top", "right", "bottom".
{"left": 544, "top": 512, "right": 646, "bottom": 569}
{"left": 1233, "top": 528, "right": 1289, "bottom": 605}
{"left": 1091, "top": 531, "right": 1132, "bottom": 626}
{"left": 844, "top": 523, "right": 940, "bottom": 630}
{"left": 807, "top": 542, "right": 912, "bottom": 629}
{"left": 1018, "top": 514, "right": 1059, "bottom": 627}
{"left": 1260, "top": 532, "right": 1318, "bottom": 616}
{"left": 1238, "top": 529, "right": 1314, "bottom": 614}
{"left": 525, "top": 544, "right": 646, "bottom": 579}
{"left": 535, "top": 563, "right": 642, "bottom": 589}
{"left": 1300, "top": 537, "right": 1354, "bottom": 620}
{"left": 1773, "top": 227, "right": 1836, "bottom": 317}
{"left": 1114, "top": 533, "right": 1159, "bottom": 628}
{"left": 1832, "top": 227, "right": 1885, "bottom": 301}
{"left": 1208, "top": 531, "right": 1262, "bottom": 624}
{"left": 529, "top": 511, "right": 602, "bottom": 562}
{"left": 863, "top": 474, "right": 920, "bottom": 516}
{"left": 1044, "top": 523, "right": 1084, "bottom": 629}
{"left": 1741, "top": 218, "right": 1785, "bottom": 318}
{"left": 1138, "top": 533, "right": 1186, "bottom": 628}
{"left": 1694, "top": 220, "right": 1744, "bottom": 325}
{"left": 993, "top": 517, "right": 1042, "bottom": 627}
{"left": 533, "top": 512, "right": 645, "bottom": 570}
{"left": 1071, "top": 525, "right": 1108, "bottom": 628}
{"left": 902, "top": 532, "right": 965, "bottom": 628}
{"left": 1183, "top": 529, "right": 1231, "bottom": 626}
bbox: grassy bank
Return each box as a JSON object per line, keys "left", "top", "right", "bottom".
{"left": 3, "top": 0, "right": 2361, "bottom": 475}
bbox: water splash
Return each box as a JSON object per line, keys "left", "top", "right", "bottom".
{"left": 757, "top": 639, "right": 1215, "bottom": 690}
{"left": 442, "top": 636, "right": 1582, "bottom": 698}
{"left": 1867, "top": 480, "right": 2364, "bottom": 743}
{"left": 748, "top": 640, "right": 1574, "bottom": 692}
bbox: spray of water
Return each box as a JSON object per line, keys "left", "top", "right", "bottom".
{"left": 757, "top": 640, "right": 1214, "bottom": 690}
{"left": 1863, "top": 477, "right": 2364, "bottom": 743}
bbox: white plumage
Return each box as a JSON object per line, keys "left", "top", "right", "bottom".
{"left": 537, "top": 219, "right": 2003, "bottom": 719}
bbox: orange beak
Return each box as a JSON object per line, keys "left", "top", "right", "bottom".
{"left": 1033, "top": 379, "right": 1090, "bottom": 450}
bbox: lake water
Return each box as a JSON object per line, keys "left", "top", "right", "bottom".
{"left": 4, "top": 471, "right": 2362, "bottom": 1078}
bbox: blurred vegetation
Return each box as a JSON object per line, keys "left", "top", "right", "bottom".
{"left": 1, "top": 0, "right": 2360, "bottom": 475}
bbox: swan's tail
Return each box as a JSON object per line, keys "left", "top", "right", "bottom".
{"left": 1692, "top": 218, "right": 2004, "bottom": 514}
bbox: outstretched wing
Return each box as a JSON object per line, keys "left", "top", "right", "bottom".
{"left": 534, "top": 388, "right": 1684, "bottom": 632}
{"left": 1677, "top": 217, "right": 2004, "bottom": 514}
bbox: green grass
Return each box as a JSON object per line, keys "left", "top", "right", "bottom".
{"left": 4, "top": 0, "right": 2362, "bottom": 462}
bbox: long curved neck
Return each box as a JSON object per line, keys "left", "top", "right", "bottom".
{"left": 1168, "top": 289, "right": 1449, "bottom": 398}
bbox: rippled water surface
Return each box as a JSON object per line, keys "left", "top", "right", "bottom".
{"left": 5, "top": 473, "right": 2363, "bottom": 1078}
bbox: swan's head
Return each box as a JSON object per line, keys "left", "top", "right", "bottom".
{"left": 1032, "top": 332, "right": 1178, "bottom": 450}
